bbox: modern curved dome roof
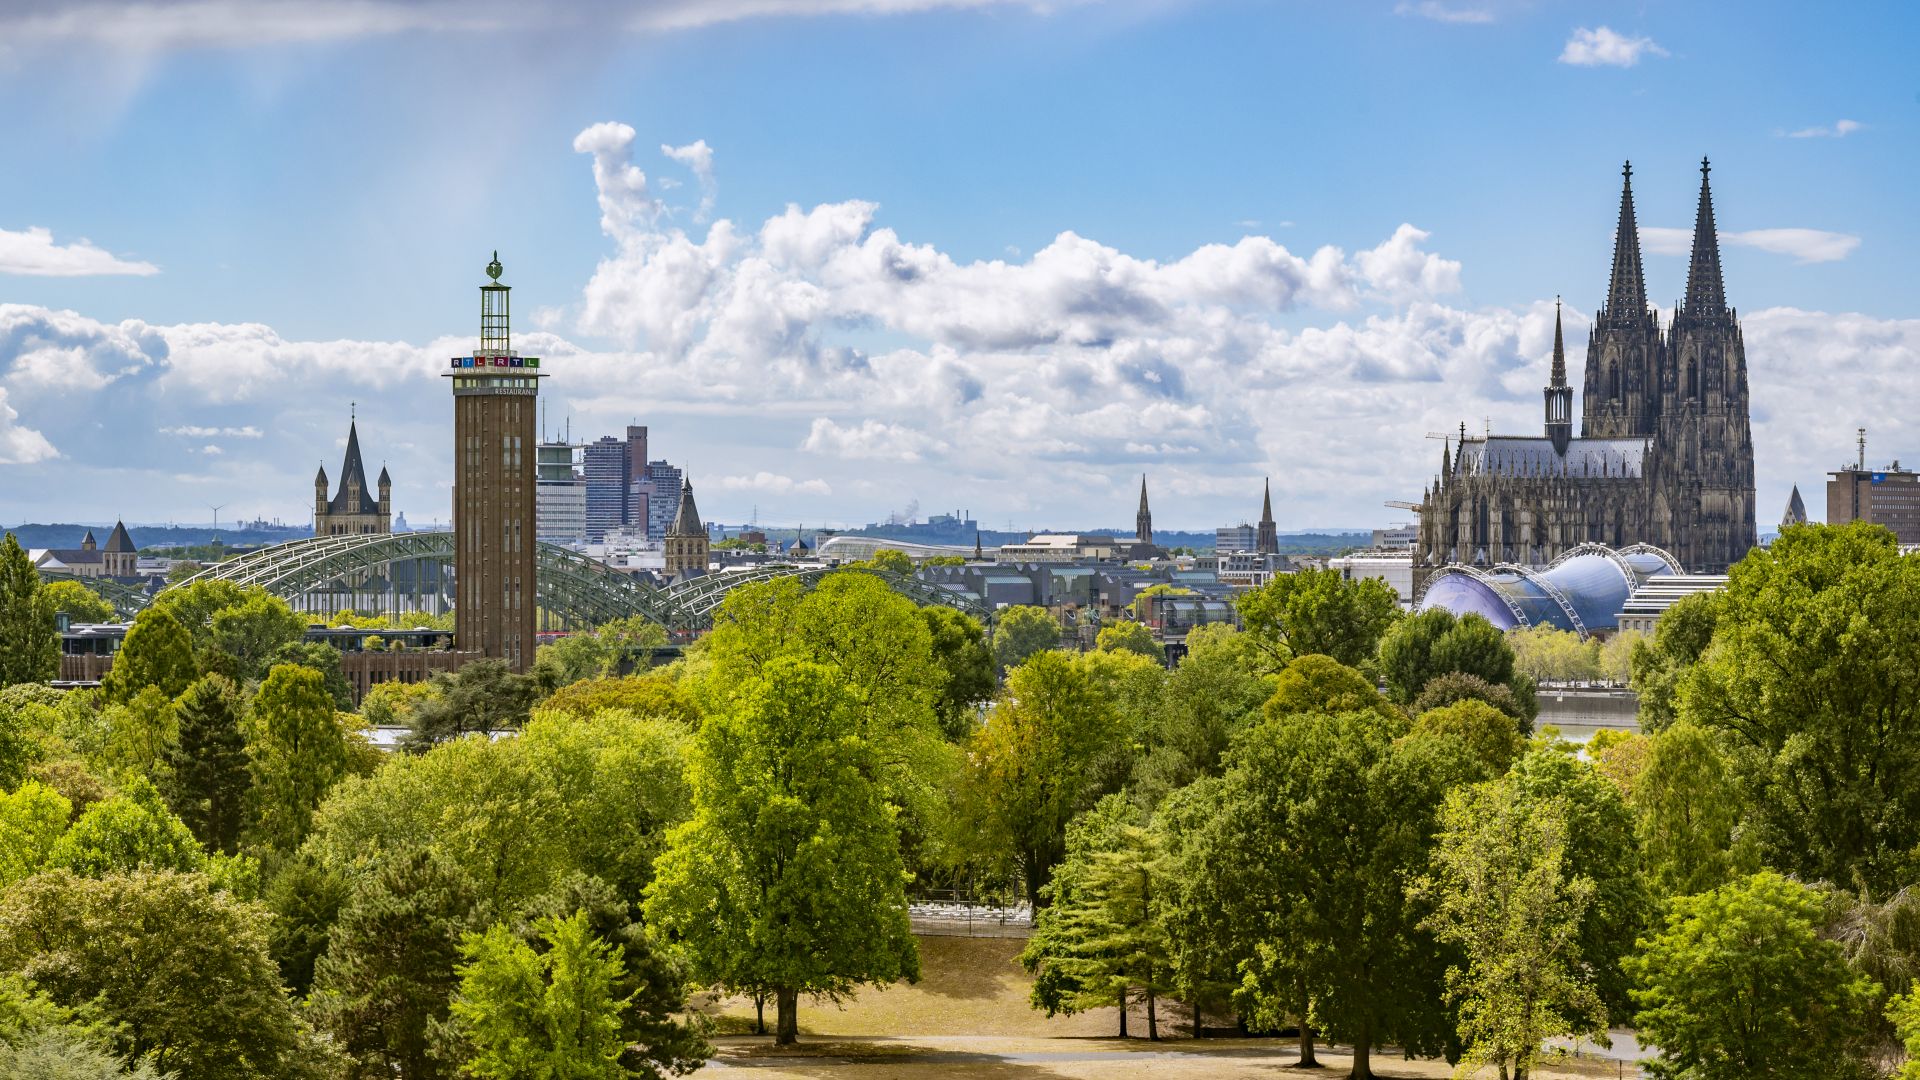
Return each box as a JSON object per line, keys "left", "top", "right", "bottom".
{"left": 1415, "top": 543, "right": 1681, "bottom": 637}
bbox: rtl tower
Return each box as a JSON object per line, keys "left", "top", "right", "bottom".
{"left": 447, "top": 253, "right": 541, "bottom": 671}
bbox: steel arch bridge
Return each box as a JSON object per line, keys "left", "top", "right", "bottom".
{"left": 164, "top": 531, "right": 992, "bottom": 633}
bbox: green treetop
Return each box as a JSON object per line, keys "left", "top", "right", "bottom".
{"left": 645, "top": 657, "right": 918, "bottom": 1045}
{"left": 0, "top": 532, "right": 57, "bottom": 689}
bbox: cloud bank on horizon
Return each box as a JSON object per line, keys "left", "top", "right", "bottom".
{"left": 0, "top": 115, "right": 1909, "bottom": 535}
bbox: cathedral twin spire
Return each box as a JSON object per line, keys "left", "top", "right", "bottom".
{"left": 1683, "top": 157, "right": 1727, "bottom": 317}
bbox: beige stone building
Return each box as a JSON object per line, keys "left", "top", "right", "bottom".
{"left": 314, "top": 417, "right": 392, "bottom": 537}
{"left": 662, "top": 479, "right": 710, "bottom": 580}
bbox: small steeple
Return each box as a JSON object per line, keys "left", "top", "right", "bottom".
{"left": 1550, "top": 297, "right": 1567, "bottom": 388}
{"left": 667, "top": 478, "right": 704, "bottom": 537}
{"left": 1256, "top": 478, "right": 1278, "bottom": 555}
{"left": 1684, "top": 156, "right": 1727, "bottom": 317}
{"left": 1545, "top": 297, "right": 1574, "bottom": 455}
{"left": 314, "top": 463, "right": 328, "bottom": 487}
{"left": 1604, "top": 161, "right": 1649, "bottom": 320}
{"left": 974, "top": 529, "right": 983, "bottom": 560}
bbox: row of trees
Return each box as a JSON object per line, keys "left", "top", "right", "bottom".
{"left": 7, "top": 523, "right": 1920, "bottom": 1078}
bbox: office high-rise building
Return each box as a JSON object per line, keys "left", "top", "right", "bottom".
{"left": 645, "top": 460, "right": 683, "bottom": 541}
{"left": 536, "top": 441, "right": 587, "bottom": 544}
{"left": 448, "top": 252, "right": 540, "bottom": 672}
{"left": 583, "top": 436, "right": 627, "bottom": 542}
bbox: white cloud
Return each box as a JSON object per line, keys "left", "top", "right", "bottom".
{"left": 160, "top": 424, "right": 265, "bottom": 437}
{"left": 2, "top": 119, "right": 1914, "bottom": 538}
{"left": 0, "top": 0, "right": 1068, "bottom": 50}
{"left": 0, "top": 226, "right": 157, "bottom": 277}
{"left": 199, "top": 444, "right": 223, "bottom": 455}
{"left": 1783, "top": 119, "right": 1863, "bottom": 139}
{"left": 1558, "top": 26, "right": 1667, "bottom": 67}
{"left": 715, "top": 472, "right": 833, "bottom": 496}
{"left": 803, "top": 418, "right": 948, "bottom": 462}
{"left": 1642, "top": 226, "right": 1860, "bottom": 264}
{"left": 661, "top": 139, "right": 717, "bottom": 222}
{"left": 0, "top": 387, "right": 57, "bottom": 465}
{"left": 1393, "top": 1, "right": 1493, "bottom": 24}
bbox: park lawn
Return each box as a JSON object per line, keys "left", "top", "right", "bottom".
{"left": 697, "top": 935, "right": 1644, "bottom": 1078}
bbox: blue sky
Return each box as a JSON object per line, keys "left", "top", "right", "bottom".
{"left": 1, "top": 0, "right": 1915, "bottom": 533}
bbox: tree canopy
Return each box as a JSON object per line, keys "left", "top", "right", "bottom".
{"left": 1234, "top": 567, "right": 1401, "bottom": 673}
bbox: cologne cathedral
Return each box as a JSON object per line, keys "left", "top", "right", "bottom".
{"left": 1415, "top": 159, "right": 1758, "bottom": 576}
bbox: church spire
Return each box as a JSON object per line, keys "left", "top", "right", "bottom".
{"left": 1604, "top": 161, "right": 1648, "bottom": 319}
{"left": 1550, "top": 297, "right": 1567, "bottom": 387}
{"left": 1684, "top": 156, "right": 1727, "bottom": 316}
{"left": 1135, "top": 474, "right": 1152, "bottom": 548}
{"left": 1256, "top": 478, "right": 1278, "bottom": 556}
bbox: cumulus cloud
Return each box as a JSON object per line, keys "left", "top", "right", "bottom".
{"left": 1783, "top": 119, "right": 1863, "bottom": 139}
{"left": 2, "top": 119, "right": 1914, "bottom": 536}
{"left": 0, "top": 387, "right": 58, "bottom": 465}
{"left": 1642, "top": 226, "right": 1860, "bottom": 264}
{"left": 0, "top": 226, "right": 157, "bottom": 277}
{"left": 661, "top": 139, "right": 717, "bottom": 222}
{"left": 803, "top": 417, "right": 949, "bottom": 462}
{"left": 1559, "top": 26, "right": 1667, "bottom": 67}
{"left": 715, "top": 472, "right": 833, "bottom": 496}
{"left": 1393, "top": 2, "right": 1493, "bottom": 24}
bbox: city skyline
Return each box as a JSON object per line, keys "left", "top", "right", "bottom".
{"left": 2, "top": 1, "right": 1916, "bottom": 530}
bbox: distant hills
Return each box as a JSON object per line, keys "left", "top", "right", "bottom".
{"left": 2, "top": 523, "right": 312, "bottom": 551}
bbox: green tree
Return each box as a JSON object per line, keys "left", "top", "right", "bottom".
{"left": 1891, "top": 988, "right": 1920, "bottom": 1080}
{"left": 533, "top": 632, "right": 619, "bottom": 692}
{"left": 246, "top": 663, "right": 352, "bottom": 851}
{"left": 101, "top": 685, "right": 177, "bottom": 778}
{"left": 47, "top": 775, "right": 204, "bottom": 876}
{"left": 1410, "top": 671, "right": 1533, "bottom": 729}
{"left": 102, "top": 608, "right": 196, "bottom": 704}
{"left": 1379, "top": 608, "right": 1535, "bottom": 722}
{"left": 965, "top": 650, "right": 1119, "bottom": 911}
{"left": 0, "top": 780, "right": 71, "bottom": 886}
{"left": 509, "top": 874, "right": 709, "bottom": 1077}
{"left": 1505, "top": 746, "right": 1647, "bottom": 1020}
{"left": 1675, "top": 522, "right": 1920, "bottom": 893}
{"left": 1597, "top": 628, "right": 1643, "bottom": 685}
{"left": 404, "top": 659, "right": 538, "bottom": 748}
{"left": 1628, "top": 590, "right": 1721, "bottom": 730}
{"left": 1633, "top": 720, "right": 1752, "bottom": 901}
{"left": 1413, "top": 781, "right": 1606, "bottom": 1079}
{"left": 163, "top": 675, "right": 252, "bottom": 854}
{"left": 645, "top": 658, "right": 918, "bottom": 1045}
{"left": 866, "top": 548, "right": 914, "bottom": 575}
{"left": 308, "top": 710, "right": 692, "bottom": 914}
{"left": 207, "top": 593, "right": 309, "bottom": 682}
{"left": 1095, "top": 620, "right": 1162, "bottom": 661}
{"left": 1209, "top": 710, "right": 1455, "bottom": 1077}
{"left": 1627, "top": 871, "right": 1880, "bottom": 1080}
{"left": 1234, "top": 567, "right": 1401, "bottom": 673}
{"left": 0, "top": 869, "right": 329, "bottom": 1080}
{"left": 264, "top": 854, "right": 352, "bottom": 997}
{"left": 40, "top": 579, "right": 115, "bottom": 624}
{"left": 266, "top": 640, "right": 354, "bottom": 710}
{"left": 450, "top": 913, "right": 641, "bottom": 1079}
{"left": 1149, "top": 777, "right": 1242, "bottom": 1043}
{"left": 991, "top": 606, "right": 1061, "bottom": 671}
{"left": 358, "top": 678, "right": 440, "bottom": 728}
{"left": 921, "top": 607, "right": 996, "bottom": 739}
{"left": 1263, "top": 653, "right": 1402, "bottom": 733}
{"left": 1409, "top": 698, "right": 1525, "bottom": 777}
{"left": 1134, "top": 627, "right": 1269, "bottom": 805}
{"left": 537, "top": 674, "right": 696, "bottom": 726}
{"left": 0, "top": 533, "right": 57, "bottom": 688}
{"left": 1021, "top": 795, "right": 1173, "bottom": 1039}
{"left": 311, "top": 848, "right": 481, "bottom": 1080}
{"left": 1507, "top": 624, "right": 1602, "bottom": 684}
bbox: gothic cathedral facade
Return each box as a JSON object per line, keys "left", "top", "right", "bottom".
{"left": 1416, "top": 160, "right": 1758, "bottom": 577}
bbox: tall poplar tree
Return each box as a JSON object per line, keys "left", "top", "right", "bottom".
{"left": 164, "top": 674, "right": 252, "bottom": 854}
{"left": 0, "top": 532, "right": 58, "bottom": 688}
{"left": 246, "top": 663, "right": 351, "bottom": 851}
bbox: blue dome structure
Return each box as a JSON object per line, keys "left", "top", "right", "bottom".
{"left": 1414, "top": 543, "right": 1681, "bottom": 638}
